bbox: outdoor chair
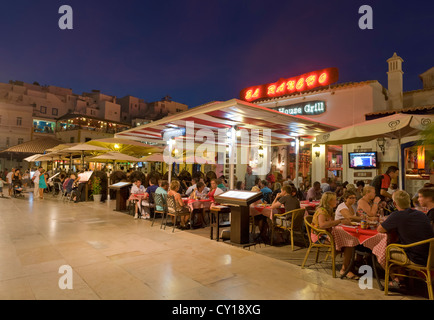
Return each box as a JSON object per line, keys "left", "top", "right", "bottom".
{"left": 384, "top": 237, "right": 434, "bottom": 300}
{"left": 165, "top": 195, "right": 191, "bottom": 233}
{"left": 270, "top": 208, "right": 307, "bottom": 250}
{"left": 153, "top": 192, "right": 168, "bottom": 228}
{"left": 302, "top": 215, "right": 337, "bottom": 278}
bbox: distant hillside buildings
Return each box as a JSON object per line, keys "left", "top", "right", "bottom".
{"left": 0, "top": 81, "right": 188, "bottom": 151}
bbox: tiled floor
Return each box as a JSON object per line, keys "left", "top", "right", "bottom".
{"left": 0, "top": 191, "right": 426, "bottom": 300}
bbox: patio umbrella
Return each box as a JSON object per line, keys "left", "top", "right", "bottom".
{"left": 88, "top": 151, "right": 143, "bottom": 163}
{"left": 63, "top": 143, "right": 110, "bottom": 168}
{"left": 24, "top": 154, "right": 44, "bottom": 162}
{"left": 86, "top": 138, "right": 164, "bottom": 155}
{"left": 315, "top": 113, "right": 434, "bottom": 189}
{"left": 88, "top": 151, "right": 143, "bottom": 171}
{"left": 140, "top": 153, "right": 165, "bottom": 162}
{"left": 140, "top": 153, "right": 184, "bottom": 183}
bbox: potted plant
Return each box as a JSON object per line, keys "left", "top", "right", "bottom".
{"left": 91, "top": 177, "right": 102, "bottom": 203}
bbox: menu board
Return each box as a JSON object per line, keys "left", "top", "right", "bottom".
{"left": 214, "top": 190, "right": 263, "bottom": 207}
{"left": 218, "top": 191, "right": 259, "bottom": 200}
{"left": 110, "top": 182, "right": 131, "bottom": 188}
{"left": 79, "top": 171, "right": 94, "bottom": 182}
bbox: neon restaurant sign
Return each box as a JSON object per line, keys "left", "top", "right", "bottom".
{"left": 274, "top": 101, "right": 326, "bottom": 116}
{"left": 240, "top": 67, "right": 339, "bottom": 102}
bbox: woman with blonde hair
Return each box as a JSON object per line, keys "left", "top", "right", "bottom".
{"left": 167, "top": 180, "right": 190, "bottom": 229}
{"left": 357, "top": 186, "right": 381, "bottom": 218}
{"left": 311, "top": 192, "right": 358, "bottom": 279}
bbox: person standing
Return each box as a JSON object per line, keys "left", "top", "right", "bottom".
{"left": 371, "top": 165, "right": 399, "bottom": 201}
{"left": 244, "top": 165, "right": 257, "bottom": 191}
{"left": 6, "top": 168, "right": 14, "bottom": 197}
{"left": 32, "top": 167, "right": 42, "bottom": 198}
{"left": 38, "top": 169, "right": 47, "bottom": 200}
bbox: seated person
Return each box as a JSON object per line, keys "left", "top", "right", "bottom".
{"left": 306, "top": 181, "right": 322, "bottom": 201}
{"left": 271, "top": 185, "right": 301, "bottom": 212}
{"left": 417, "top": 187, "right": 434, "bottom": 228}
{"left": 131, "top": 179, "right": 147, "bottom": 220}
{"left": 146, "top": 177, "right": 159, "bottom": 195}
{"left": 185, "top": 178, "right": 200, "bottom": 197}
{"left": 378, "top": 190, "right": 434, "bottom": 287}
{"left": 217, "top": 177, "right": 228, "bottom": 192}
{"left": 312, "top": 192, "right": 354, "bottom": 278}
{"left": 335, "top": 190, "right": 361, "bottom": 222}
{"left": 259, "top": 180, "right": 273, "bottom": 204}
{"left": 168, "top": 180, "right": 190, "bottom": 229}
{"left": 190, "top": 181, "right": 208, "bottom": 200}
{"left": 155, "top": 181, "right": 169, "bottom": 212}
{"left": 357, "top": 186, "right": 381, "bottom": 218}
{"left": 208, "top": 179, "right": 224, "bottom": 203}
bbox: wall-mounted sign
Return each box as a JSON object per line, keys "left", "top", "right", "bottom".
{"left": 240, "top": 67, "right": 339, "bottom": 102}
{"left": 274, "top": 101, "right": 326, "bottom": 116}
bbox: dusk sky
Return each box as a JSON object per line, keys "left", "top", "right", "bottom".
{"left": 0, "top": 0, "right": 433, "bottom": 107}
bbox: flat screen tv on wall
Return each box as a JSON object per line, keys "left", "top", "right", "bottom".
{"left": 349, "top": 152, "right": 378, "bottom": 169}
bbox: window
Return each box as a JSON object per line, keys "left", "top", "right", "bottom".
{"left": 40, "top": 106, "right": 47, "bottom": 114}
{"left": 70, "top": 137, "right": 75, "bottom": 143}
{"left": 0, "top": 115, "right": 2, "bottom": 124}
{"left": 52, "top": 108, "right": 58, "bottom": 116}
{"left": 17, "top": 117, "right": 22, "bottom": 126}
{"left": 85, "top": 138, "right": 91, "bottom": 142}
{"left": 6, "top": 137, "right": 10, "bottom": 147}
{"left": 18, "top": 138, "right": 24, "bottom": 145}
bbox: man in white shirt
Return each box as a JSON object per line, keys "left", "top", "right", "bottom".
{"left": 32, "top": 167, "right": 41, "bottom": 198}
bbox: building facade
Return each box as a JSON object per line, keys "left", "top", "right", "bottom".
{"left": 0, "top": 81, "right": 188, "bottom": 169}
{"left": 248, "top": 53, "right": 433, "bottom": 192}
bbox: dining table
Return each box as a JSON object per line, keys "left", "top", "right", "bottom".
{"left": 249, "top": 203, "right": 286, "bottom": 220}
{"left": 182, "top": 198, "right": 213, "bottom": 212}
{"left": 332, "top": 223, "right": 388, "bottom": 289}
{"left": 128, "top": 193, "right": 149, "bottom": 215}
{"left": 300, "top": 200, "right": 320, "bottom": 215}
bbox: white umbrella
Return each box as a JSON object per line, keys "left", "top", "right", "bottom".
{"left": 88, "top": 152, "right": 142, "bottom": 162}
{"left": 140, "top": 153, "right": 165, "bottom": 162}
{"left": 315, "top": 113, "right": 433, "bottom": 144}
{"left": 24, "top": 154, "right": 44, "bottom": 162}
{"left": 88, "top": 152, "right": 143, "bottom": 171}
{"left": 315, "top": 113, "right": 434, "bottom": 189}
{"left": 63, "top": 143, "right": 110, "bottom": 168}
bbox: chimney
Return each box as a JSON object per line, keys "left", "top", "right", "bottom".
{"left": 387, "top": 52, "right": 404, "bottom": 110}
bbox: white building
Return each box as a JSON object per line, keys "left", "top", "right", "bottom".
{"left": 250, "top": 53, "right": 433, "bottom": 191}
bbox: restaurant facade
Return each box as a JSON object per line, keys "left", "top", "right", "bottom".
{"left": 240, "top": 53, "right": 434, "bottom": 192}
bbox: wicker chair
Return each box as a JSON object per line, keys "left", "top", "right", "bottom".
{"left": 384, "top": 237, "right": 434, "bottom": 300}
{"left": 153, "top": 192, "right": 168, "bottom": 228}
{"left": 270, "top": 208, "right": 307, "bottom": 250}
{"left": 302, "top": 215, "right": 337, "bottom": 278}
{"left": 165, "top": 195, "right": 191, "bottom": 233}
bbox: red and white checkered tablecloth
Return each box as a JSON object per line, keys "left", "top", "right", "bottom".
{"left": 182, "top": 198, "right": 212, "bottom": 211}
{"left": 332, "top": 226, "right": 388, "bottom": 268}
{"left": 249, "top": 205, "right": 285, "bottom": 220}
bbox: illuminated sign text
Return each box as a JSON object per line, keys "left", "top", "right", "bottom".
{"left": 240, "top": 68, "right": 339, "bottom": 102}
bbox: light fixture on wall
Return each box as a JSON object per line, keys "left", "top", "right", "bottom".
{"left": 313, "top": 144, "right": 321, "bottom": 158}
{"left": 377, "top": 138, "right": 386, "bottom": 155}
